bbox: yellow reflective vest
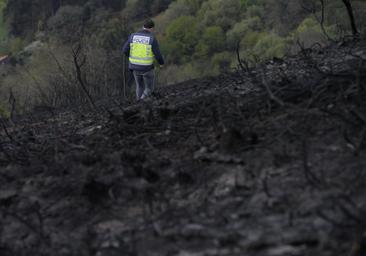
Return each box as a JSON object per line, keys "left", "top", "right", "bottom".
{"left": 129, "top": 34, "right": 155, "bottom": 66}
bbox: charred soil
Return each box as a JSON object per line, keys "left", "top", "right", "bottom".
{"left": 1, "top": 39, "right": 366, "bottom": 256}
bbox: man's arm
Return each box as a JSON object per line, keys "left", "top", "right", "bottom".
{"left": 152, "top": 39, "right": 164, "bottom": 66}
{"left": 122, "top": 36, "right": 131, "bottom": 57}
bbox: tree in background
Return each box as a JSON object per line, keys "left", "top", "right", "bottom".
{"left": 195, "top": 26, "right": 225, "bottom": 57}
{"left": 4, "top": 0, "right": 54, "bottom": 38}
{"left": 165, "top": 15, "right": 199, "bottom": 63}
{"left": 1, "top": 0, "right": 366, "bottom": 108}
{"left": 198, "top": 0, "right": 243, "bottom": 31}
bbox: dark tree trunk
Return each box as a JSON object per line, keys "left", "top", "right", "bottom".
{"left": 51, "top": 0, "right": 61, "bottom": 15}
{"left": 342, "top": 0, "right": 359, "bottom": 36}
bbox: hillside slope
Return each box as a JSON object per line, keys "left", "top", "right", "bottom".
{"left": 1, "top": 39, "right": 366, "bottom": 256}
{"left": 2, "top": 0, "right": 366, "bottom": 106}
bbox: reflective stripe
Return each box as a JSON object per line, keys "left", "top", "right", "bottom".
{"left": 129, "top": 58, "right": 154, "bottom": 65}
{"left": 130, "top": 56, "right": 154, "bottom": 61}
{"left": 130, "top": 62, "right": 153, "bottom": 66}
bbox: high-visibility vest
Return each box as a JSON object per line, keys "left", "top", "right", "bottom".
{"left": 129, "top": 34, "right": 155, "bottom": 66}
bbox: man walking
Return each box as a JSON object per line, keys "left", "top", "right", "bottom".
{"left": 123, "top": 19, "right": 164, "bottom": 101}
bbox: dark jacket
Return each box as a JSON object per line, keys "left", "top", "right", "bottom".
{"left": 122, "top": 29, "right": 164, "bottom": 71}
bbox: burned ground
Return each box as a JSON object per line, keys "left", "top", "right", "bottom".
{"left": 1, "top": 39, "right": 366, "bottom": 256}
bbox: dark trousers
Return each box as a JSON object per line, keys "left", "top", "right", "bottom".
{"left": 133, "top": 69, "right": 155, "bottom": 100}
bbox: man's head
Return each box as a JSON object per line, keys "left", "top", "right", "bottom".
{"left": 143, "top": 19, "right": 155, "bottom": 32}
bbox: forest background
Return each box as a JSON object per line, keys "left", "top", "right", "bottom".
{"left": 0, "top": 0, "right": 365, "bottom": 114}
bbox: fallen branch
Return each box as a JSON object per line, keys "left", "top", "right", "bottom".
{"left": 260, "top": 66, "right": 285, "bottom": 107}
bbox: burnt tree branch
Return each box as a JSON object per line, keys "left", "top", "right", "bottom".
{"left": 236, "top": 41, "right": 250, "bottom": 73}
{"left": 72, "top": 43, "right": 97, "bottom": 110}
{"left": 318, "top": 0, "right": 334, "bottom": 41}
{"left": 342, "top": 0, "right": 359, "bottom": 36}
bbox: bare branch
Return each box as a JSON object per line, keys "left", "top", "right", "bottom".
{"left": 260, "top": 66, "right": 285, "bottom": 107}
{"left": 342, "top": 0, "right": 359, "bottom": 36}
{"left": 236, "top": 41, "right": 250, "bottom": 73}
{"left": 72, "top": 43, "right": 97, "bottom": 110}
{"left": 318, "top": 0, "right": 334, "bottom": 41}
{"left": 8, "top": 89, "right": 16, "bottom": 123}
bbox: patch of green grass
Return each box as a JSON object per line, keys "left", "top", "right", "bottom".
{"left": 0, "top": 104, "right": 10, "bottom": 119}
{"left": 0, "top": 0, "right": 8, "bottom": 54}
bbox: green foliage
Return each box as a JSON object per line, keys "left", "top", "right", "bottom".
{"left": 2, "top": 0, "right": 366, "bottom": 110}
{"left": 95, "top": 0, "right": 127, "bottom": 11}
{"left": 0, "top": 0, "right": 9, "bottom": 55}
{"left": 211, "top": 51, "right": 233, "bottom": 73}
{"left": 93, "top": 16, "right": 130, "bottom": 50}
{"left": 0, "top": 0, "right": 6, "bottom": 40}
{"left": 122, "top": 0, "right": 170, "bottom": 19}
{"left": 198, "top": 0, "right": 243, "bottom": 31}
{"left": 241, "top": 30, "right": 262, "bottom": 49}
{"left": 165, "top": 15, "right": 199, "bottom": 63}
{"left": 0, "top": 104, "right": 10, "bottom": 119}
{"left": 195, "top": 26, "right": 225, "bottom": 56}
{"left": 183, "top": 0, "right": 205, "bottom": 12}
{"left": 296, "top": 17, "right": 322, "bottom": 34}
{"left": 8, "top": 36, "right": 25, "bottom": 54}
{"left": 245, "top": 4, "right": 263, "bottom": 19}
{"left": 151, "top": 0, "right": 175, "bottom": 14}
{"left": 294, "top": 17, "right": 333, "bottom": 46}
{"left": 3, "top": 0, "right": 55, "bottom": 39}
{"left": 240, "top": 0, "right": 253, "bottom": 8}
{"left": 157, "top": 0, "right": 202, "bottom": 33}
{"left": 47, "top": 6, "right": 84, "bottom": 43}
{"left": 226, "top": 17, "right": 263, "bottom": 48}
{"left": 252, "top": 32, "right": 287, "bottom": 60}
{"left": 0, "top": 0, "right": 6, "bottom": 8}
{"left": 159, "top": 62, "right": 202, "bottom": 84}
